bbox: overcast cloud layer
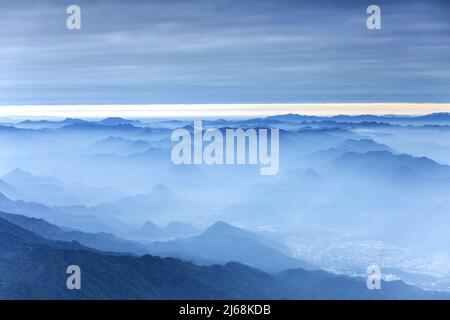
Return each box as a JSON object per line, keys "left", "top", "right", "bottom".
{"left": 1, "top": 0, "right": 449, "bottom": 104}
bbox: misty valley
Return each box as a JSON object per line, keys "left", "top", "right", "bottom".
{"left": 1, "top": 114, "right": 450, "bottom": 299}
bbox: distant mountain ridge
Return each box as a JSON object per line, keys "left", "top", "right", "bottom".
{"left": 86, "top": 136, "right": 150, "bottom": 155}
{"left": 128, "top": 219, "right": 200, "bottom": 240}
{"left": 300, "top": 138, "right": 395, "bottom": 167}
{"left": 327, "top": 150, "right": 450, "bottom": 179}
{"left": 92, "top": 184, "right": 204, "bottom": 224}
{"left": 267, "top": 113, "right": 450, "bottom": 125}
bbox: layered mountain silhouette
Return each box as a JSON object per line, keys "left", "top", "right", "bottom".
{"left": 147, "top": 221, "right": 317, "bottom": 272}
{"left": 326, "top": 150, "right": 450, "bottom": 180}
{"left": 0, "top": 211, "right": 148, "bottom": 255}
{"left": 0, "top": 168, "right": 126, "bottom": 206}
{"left": 92, "top": 184, "right": 205, "bottom": 223}
{"left": 0, "top": 211, "right": 304, "bottom": 272}
{"left": 95, "top": 117, "right": 142, "bottom": 126}
{"left": 128, "top": 220, "right": 200, "bottom": 240}
{"left": 301, "top": 139, "right": 394, "bottom": 167}
{"left": 0, "top": 192, "right": 121, "bottom": 233}
{"left": 267, "top": 113, "right": 450, "bottom": 125}
{"left": 86, "top": 136, "right": 151, "bottom": 156}
{"left": 1, "top": 168, "right": 79, "bottom": 206}
{"left": 2, "top": 115, "right": 450, "bottom": 296}
{"left": 0, "top": 217, "right": 446, "bottom": 300}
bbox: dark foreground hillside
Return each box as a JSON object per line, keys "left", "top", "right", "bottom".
{"left": 0, "top": 217, "right": 446, "bottom": 300}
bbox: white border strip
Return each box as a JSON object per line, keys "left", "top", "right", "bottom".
{"left": 0, "top": 103, "right": 450, "bottom": 118}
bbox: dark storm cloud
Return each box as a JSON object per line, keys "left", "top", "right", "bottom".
{"left": 0, "top": 0, "right": 449, "bottom": 104}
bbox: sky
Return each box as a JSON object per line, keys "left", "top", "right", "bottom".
{"left": 0, "top": 0, "right": 449, "bottom": 115}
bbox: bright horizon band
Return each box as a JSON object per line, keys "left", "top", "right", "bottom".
{"left": 1, "top": 103, "right": 450, "bottom": 118}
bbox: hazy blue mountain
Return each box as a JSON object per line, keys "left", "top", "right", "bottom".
{"left": 127, "top": 220, "right": 201, "bottom": 241}
{"left": 0, "top": 211, "right": 64, "bottom": 236}
{"left": 0, "top": 125, "right": 29, "bottom": 133}
{"left": 383, "top": 113, "right": 450, "bottom": 125}
{"left": 267, "top": 114, "right": 395, "bottom": 125}
{"left": 59, "top": 122, "right": 142, "bottom": 133}
{"left": 326, "top": 150, "right": 450, "bottom": 180}
{"left": 413, "top": 113, "right": 450, "bottom": 123}
{"left": 18, "top": 119, "right": 57, "bottom": 125}
{"left": 0, "top": 178, "right": 17, "bottom": 198}
{"left": 128, "top": 220, "right": 167, "bottom": 240}
{"left": 0, "top": 216, "right": 87, "bottom": 252}
{"left": 86, "top": 136, "right": 151, "bottom": 155}
{"left": 2, "top": 168, "right": 62, "bottom": 186}
{"left": 95, "top": 117, "right": 142, "bottom": 126}
{"left": 2, "top": 115, "right": 450, "bottom": 296}
{"left": 0, "top": 217, "right": 445, "bottom": 300}
{"left": 0, "top": 211, "right": 148, "bottom": 255}
{"left": 220, "top": 180, "right": 327, "bottom": 226}
{"left": 93, "top": 184, "right": 202, "bottom": 224}
{"left": 267, "top": 113, "right": 450, "bottom": 125}
{"left": 336, "top": 139, "right": 394, "bottom": 152}
{"left": 16, "top": 118, "right": 88, "bottom": 129}
{"left": 124, "top": 147, "right": 171, "bottom": 162}
{"left": 301, "top": 139, "right": 395, "bottom": 167}
{"left": 164, "top": 221, "right": 201, "bottom": 238}
{"left": 0, "top": 192, "right": 123, "bottom": 234}
{"left": 279, "top": 127, "right": 361, "bottom": 161}
{"left": 147, "top": 221, "right": 315, "bottom": 272}
{"left": 56, "top": 184, "right": 127, "bottom": 206}
{"left": 267, "top": 114, "right": 324, "bottom": 122}
{"left": 1, "top": 168, "right": 79, "bottom": 206}
{"left": 60, "top": 118, "right": 88, "bottom": 124}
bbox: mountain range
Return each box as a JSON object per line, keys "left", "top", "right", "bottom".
{"left": 0, "top": 210, "right": 312, "bottom": 273}
{"left": 0, "top": 216, "right": 446, "bottom": 300}
{"left": 1, "top": 114, "right": 450, "bottom": 296}
{"left": 147, "top": 221, "right": 314, "bottom": 272}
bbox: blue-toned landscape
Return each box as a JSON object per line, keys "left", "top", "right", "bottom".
{"left": 1, "top": 114, "right": 450, "bottom": 299}
{"left": 1, "top": 0, "right": 450, "bottom": 300}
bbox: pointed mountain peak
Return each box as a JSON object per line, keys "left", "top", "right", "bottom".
{"left": 140, "top": 220, "right": 161, "bottom": 230}
{"left": 3, "top": 168, "right": 33, "bottom": 179}
{"left": 149, "top": 184, "right": 174, "bottom": 196}
{"left": 97, "top": 117, "right": 138, "bottom": 126}
{"left": 202, "top": 221, "right": 246, "bottom": 237}
{"left": 61, "top": 118, "right": 86, "bottom": 124}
